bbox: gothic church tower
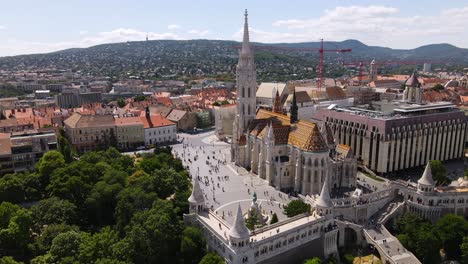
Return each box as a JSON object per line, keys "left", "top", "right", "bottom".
{"left": 232, "top": 9, "right": 257, "bottom": 164}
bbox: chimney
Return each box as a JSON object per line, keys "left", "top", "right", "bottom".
{"left": 145, "top": 106, "right": 150, "bottom": 119}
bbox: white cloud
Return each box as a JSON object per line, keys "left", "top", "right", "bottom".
{"left": 0, "top": 25, "right": 6, "bottom": 30}
{"left": 187, "top": 29, "right": 209, "bottom": 37}
{"left": 79, "top": 30, "right": 88, "bottom": 35}
{"left": 167, "top": 24, "right": 180, "bottom": 30}
{"left": 233, "top": 5, "right": 468, "bottom": 48}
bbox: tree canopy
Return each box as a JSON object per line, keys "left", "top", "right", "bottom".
{"left": 393, "top": 212, "right": 468, "bottom": 263}
{"left": 0, "top": 146, "right": 210, "bottom": 264}
{"left": 283, "top": 199, "right": 310, "bottom": 217}
{"left": 429, "top": 160, "right": 449, "bottom": 185}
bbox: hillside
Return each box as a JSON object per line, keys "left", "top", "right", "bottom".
{"left": 0, "top": 39, "right": 467, "bottom": 82}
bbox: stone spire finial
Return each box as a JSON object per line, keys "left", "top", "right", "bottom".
{"left": 316, "top": 175, "right": 333, "bottom": 208}
{"left": 265, "top": 122, "right": 274, "bottom": 143}
{"left": 244, "top": 9, "right": 249, "bottom": 41}
{"left": 418, "top": 162, "right": 434, "bottom": 186}
{"left": 229, "top": 203, "right": 249, "bottom": 239}
{"left": 273, "top": 88, "right": 282, "bottom": 113}
{"left": 188, "top": 177, "right": 204, "bottom": 204}
{"left": 241, "top": 9, "right": 251, "bottom": 54}
{"left": 289, "top": 87, "right": 298, "bottom": 123}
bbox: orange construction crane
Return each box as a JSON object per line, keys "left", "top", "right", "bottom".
{"left": 233, "top": 39, "right": 352, "bottom": 91}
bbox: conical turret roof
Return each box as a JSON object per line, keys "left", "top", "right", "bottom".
{"left": 229, "top": 203, "right": 250, "bottom": 239}
{"left": 316, "top": 175, "right": 333, "bottom": 208}
{"left": 188, "top": 177, "right": 205, "bottom": 204}
{"left": 229, "top": 203, "right": 249, "bottom": 238}
{"left": 418, "top": 162, "right": 434, "bottom": 186}
{"left": 405, "top": 71, "right": 420, "bottom": 87}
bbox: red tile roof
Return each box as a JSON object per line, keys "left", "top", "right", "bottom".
{"left": 140, "top": 115, "right": 174, "bottom": 129}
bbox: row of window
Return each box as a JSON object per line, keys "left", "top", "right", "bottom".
{"left": 255, "top": 227, "right": 322, "bottom": 258}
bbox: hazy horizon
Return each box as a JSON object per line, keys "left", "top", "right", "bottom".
{"left": 0, "top": 0, "right": 467, "bottom": 57}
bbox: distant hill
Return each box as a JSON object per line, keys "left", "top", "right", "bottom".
{"left": 0, "top": 39, "right": 467, "bottom": 81}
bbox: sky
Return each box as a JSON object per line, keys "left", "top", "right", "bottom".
{"left": 0, "top": 0, "right": 467, "bottom": 57}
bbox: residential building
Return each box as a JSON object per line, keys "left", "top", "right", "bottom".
{"left": 114, "top": 116, "right": 144, "bottom": 150}
{"left": 166, "top": 109, "right": 196, "bottom": 131}
{"left": 63, "top": 113, "right": 116, "bottom": 153}
{"left": 140, "top": 107, "right": 176, "bottom": 146}
{"left": 0, "top": 130, "right": 57, "bottom": 175}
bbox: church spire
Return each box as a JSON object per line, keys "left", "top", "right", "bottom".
{"left": 242, "top": 9, "right": 250, "bottom": 52}
{"left": 273, "top": 88, "right": 282, "bottom": 113}
{"left": 290, "top": 87, "right": 298, "bottom": 123}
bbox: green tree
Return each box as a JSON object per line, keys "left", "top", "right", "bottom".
{"left": 117, "top": 99, "right": 126, "bottom": 108}
{"left": 57, "top": 128, "right": 74, "bottom": 163}
{"left": 0, "top": 202, "right": 32, "bottom": 259}
{"left": 304, "top": 257, "right": 321, "bottom": 264}
{"left": 35, "top": 150, "right": 65, "bottom": 187}
{"left": 32, "top": 224, "right": 79, "bottom": 255}
{"left": 49, "top": 231, "right": 82, "bottom": 262}
{"left": 434, "top": 214, "right": 468, "bottom": 259}
{"left": 414, "top": 223, "right": 440, "bottom": 263}
{"left": 212, "top": 102, "right": 220, "bottom": 106}
{"left": 180, "top": 226, "right": 206, "bottom": 264}
{"left": 123, "top": 199, "right": 183, "bottom": 263}
{"left": 245, "top": 213, "right": 259, "bottom": 230}
{"left": 461, "top": 236, "right": 468, "bottom": 264}
{"left": 270, "top": 213, "right": 278, "bottom": 224}
{"left": 114, "top": 186, "right": 158, "bottom": 232}
{"left": 0, "top": 256, "right": 23, "bottom": 264}
{"left": 430, "top": 84, "right": 445, "bottom": 91}
{"left": 198, "top": 252, "right": 224, "bottom": 264}
{"left": 429, "top": 160, "right": 449, "bottom": 185}
{"left": 85, "top": 169, "right": 127, "bottom": 226}
{"left": 283, "top": 200, "right": 310, "bottom": 217}
{"left": 30, "top": 197, "right": 77, "bottom": 231}
{"left": 133, "top": 95, "right": 147, "bottom": 102}
{"left": 78, "top": 227, "right": 120, "bottom": 263}
{"left": 0, "top": 174, "right": 25, "bottom": 203}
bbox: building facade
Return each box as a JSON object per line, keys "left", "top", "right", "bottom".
{"left": 114, "top": 116, "right": 144, "bottom": 150}
{"left": 231, "top": 10, "right": 257, "bottom": 163}
{"left": 185, "top": 172, "right": 338, "bottom": 264}
{"left": 64, "top": 113, "right": 116, "bottom": 153}
{"left": 0, "top": 130, "right": 57, "bottom": 175}
{"left": 231, "top": 11, "right": 356, "bottom": 195}
{"left": 316, "top": 101, "right": 466, "bottom": 174}
{"left": 141, "top": 108, "right": 177, "bottom": 146}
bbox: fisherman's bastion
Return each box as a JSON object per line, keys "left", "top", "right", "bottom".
{"left": 183, "top": 10, "right": 468, "bottom": 264}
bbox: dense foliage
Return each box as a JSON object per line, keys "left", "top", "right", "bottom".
{"left": 429, "top": 160, "right": 449, "bottom": 185}
{"left": 283, "top": 199, "right": 311, "bottom": 217}
{"left": 393, "top": 212, "right": 468, "bottom": 263}
{"left": 0, "top": 146, "right": 210, "bottom": 264}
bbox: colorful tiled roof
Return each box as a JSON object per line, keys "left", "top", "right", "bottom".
{"left": 252, "top": 109, "right": 328, "bottom": 152}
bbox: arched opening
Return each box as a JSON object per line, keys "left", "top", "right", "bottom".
{"left": 344, "top": 227, "right": 358, "bottom": 249}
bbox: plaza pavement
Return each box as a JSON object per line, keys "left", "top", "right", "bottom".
{"left": 172, "top": 131, "right": 294, "bottom": 226}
